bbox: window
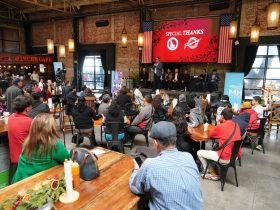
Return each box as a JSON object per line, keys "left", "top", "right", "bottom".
{"left": 244, "top": 45, "right": 280, "bottom": 100}
{"left": 0, "top": 28, "right": 20, "bottom": 53}
{"left": 82, "top": 56, "right": 105, "bottom": 90}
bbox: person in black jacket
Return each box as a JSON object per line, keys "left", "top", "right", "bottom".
{"left": 28, "top": 92, "right": 50, "bottom": 119}
{"left": 152, "top": 95, "right": 167, "bottom": 123}
{"left": 179, "top": 70, "right": 190, "bottom": 91}
{"left": 71, "top": 97, "right": 102, "bottom": 147}
{"left": 65, "top": 86, "right": 77, "bottom": 115}
{"left": 139, "top": 68, "right": 149, "bottom": 88}
{"left": 116, "top": 86, "right": 132, "bottom": 110}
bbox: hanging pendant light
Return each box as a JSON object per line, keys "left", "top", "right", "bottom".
{"left": 250, "top": 24, "right": 260, "bottom": 43}
{"left": 229, "top": 20, "right": 238, "bottom": 39}
{"left": 68, "top": 38, "right": 75, "bottom": 52}
{"left": 121, "top": 24, "right": 127, "bottom": 48}
{"left": 47, "top": 39, "right": 54, "bottom": 54}
{"left": 138, "top": 32, "right": 144, "bottom": 48}
{"left": 59, "top": 44, "right": 66, "bottom": 58}
{"left": 267, "top": 2, "right": 280, "bottom": 30}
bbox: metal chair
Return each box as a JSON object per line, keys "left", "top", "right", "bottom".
{"left": 203, "top": 140, "right": 242, "bottom": 191}
{"left": 246, "top": 118, "right": 267, "bottom": 154}
{"left": 104, "top": 122, "right": 126, "bottom": 153}
{"left": 128, "top": 118, "right": 153, "bottom": 149}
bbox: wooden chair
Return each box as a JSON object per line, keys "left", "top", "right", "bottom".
{"left": 61, "top": 115, "right": 74, "bottom": 145}
{"left": 268, "top": 104, "right": 280, "bottom": 133}
{"left": 200, "top": 98, "right": 208, "bottom": 122}
{"left": 85, "top": 96, "right": 96, "bottom": 110}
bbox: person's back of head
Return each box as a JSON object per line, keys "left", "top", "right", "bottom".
{"left": 102, "top": 94, "right": 111, "bottom": 104}
{"left": 150, "top": 121, "right": 177, "bottom": 150}
{"left": 23, "top": 113, "right": 59, "bottom": 160}
{"left": 144, "top": 94, "right": 153, "bottom": 104}
{"left": 221, "top": 108, "right": 233, "bottom": 120}
{"left": 81, "top": 85, "right": 87, "bottom": 91}
{"left": 76, "top": 97, "right": 86, "bottom": 112}
{"left": 152, "top": 95, "right": 162, "bottom": 110}
{"left": 13, "top": 95, "right": 32, "bottom": 113}
{"left": 221, "top": 95, "right": 229, "bottom": 101}
{"left": 252, "top": 96, "right": 261, "bottom": 105}
{"left": 222, "top": 102, "right": 232, "bottom": 109}
{"left": 108, "top": 101, "right": 121, "bottom": 118}
{"left": 31, "top": 92, "right": 42, "bottom": 101}
{"left": 178, "top": 94, "right": 186, "bottom": 103}
{"left": 187, "top": 98, "right": 196, "bottom": 109}
{"left": 120, "top": 86, "right": 127, "bottom": 94}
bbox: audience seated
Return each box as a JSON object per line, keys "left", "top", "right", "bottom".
{"left": 98, "top": 94, "right": 111, "bottom": 115}
{"left": 129, "top": 121, "right": 203, "bottom": 210}
{"left": 176, "top": 94, "right": 190, "bottom": 112}
{"left": 28, "top": 92, "right": 50, "bottom": 119}
{"left": 208, "top": 69, "right": 220, "bottom": 92}
{"left": 159, "top": 89, "right": 170, "bottom": 106}
{"left": 139, "top": 68, "right": 149, "bottom": 88}
{"left": 126, "top": 95, "right": 153, "bottom": 139}
{"left": 233, "top": 112, "right": 250, "bottom": 137}
{"left": 65, "top": 86, "right": 77, "bottom": 115}
{"left": 152, "top": 95, "right": 167, "bottom": 123}
{"left": 103, "top": 101, "right": 128, "bottom": 141}
{"left": 8, "top": 95, "right": 33, "bottom": 180}
{"left": 216, "top": 102, "right": 232, "bottom": 124}
{"left": 172, "top": 68, "right": 180, "bottom": 90}
{"left": 171, "top": 106, "right": 200, "bottom": 160}
{"left": 197, "top": 108, "right": 241, "bottom": 180}
{"left": 71, "top": 97, "right": 101, "bottom": 147}
{"left": 187, "top": 98, "right": 203, "bottom": 128}
{"left": 77, "top": 85, "right": 87, "bottom": 97}
{"left": 195, "top": 69, "right": 209, "bottom": 92}
{"left": 134, "top": 85, "right": 144, "bottom": 107}
{"left": 5, "top": 78, "right": 24, "bottom": 113}
{"left": 12, "top": 113, "right": 70, "bottom": 183}
{"left": 211, "top": 95, "right": 231, "bottom": 110}
{"left": 238, "top": 101, "right": 259, "bottom": 131}
{"left": 251, "top": 96, "right": 265, "bottom": 151}
{"left": 116, "top": 86, "right": 132, "bottom": 108}
{"left": 179, "top": 70, "right": 190, "bottom": 91}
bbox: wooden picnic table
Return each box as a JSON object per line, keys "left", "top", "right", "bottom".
{"left": 0, "top": 147, "right": 140, "bottom": 210}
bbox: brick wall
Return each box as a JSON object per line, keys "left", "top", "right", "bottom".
{"left": 240, "top": 0, "right": 280, "bottom": 37}
{"left": 80, "top": 11, "right": 140, "bottom": 77}
{"left": 32, "top": 19, "right": 74, "bottom": 82}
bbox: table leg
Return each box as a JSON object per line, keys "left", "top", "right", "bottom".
{"left": 201, "top": 142, "right": 206, "bottom": 150}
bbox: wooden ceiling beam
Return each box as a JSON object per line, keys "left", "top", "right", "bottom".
{"left": 21, "top": 0, "right": 118, "bottom": 13}
{"left": 18, "top": 0, "right": 68, "bottom": 13}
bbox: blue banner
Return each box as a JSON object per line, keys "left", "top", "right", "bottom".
{"left": 224, "top": 72, "right": 244, "bottom": 111}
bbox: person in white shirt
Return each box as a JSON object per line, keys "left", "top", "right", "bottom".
{"left": 172, "top": 68, "right": 180, "bottom": 90}
{"left": 134, "top": 85, "right": 144, "bottom": 107}
{"left": 31, "top": 70, "right": 39, "bottom": 82}
{"left": 252, "top": 96, "right": 264, "bottom": 119}
{"left": 38, "top": 79, "right": 44, "bottom": 91}
{"left": 252, "top": 95, "right": 265, "bottom": 151}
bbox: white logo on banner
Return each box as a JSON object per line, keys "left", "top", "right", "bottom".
{"left": 167, "top": 37, "right": 178, "bottom": 51}
{"left": 184, "top": 37, "right": 201, "bottom": 49}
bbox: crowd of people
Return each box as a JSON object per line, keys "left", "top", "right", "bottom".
{"left": 2, "top": 73, "right": 267, "bottom": 209}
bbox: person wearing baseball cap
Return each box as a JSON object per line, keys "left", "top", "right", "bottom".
{"left": 129, "top": 121, "right": 203, "bottom": 210}
{"left": 5, "top": 77, "right": 24, "bottom": 113}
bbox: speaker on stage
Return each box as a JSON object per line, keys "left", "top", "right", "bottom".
{"left": 209, "top": 0, "right": 230, "bottom": 11}
{"left": 95, "top": 20, "right": 109, "bottom": 27}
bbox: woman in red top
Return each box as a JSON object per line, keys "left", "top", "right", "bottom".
{"left": 238, "top": 101, "right": 259, "bottom": 131}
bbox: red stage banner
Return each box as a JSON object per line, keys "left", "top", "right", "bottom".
{"left": 153, "top": 18, "right": 219, "bottom": 63}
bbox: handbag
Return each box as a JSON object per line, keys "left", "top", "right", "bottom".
{"left": 212, "top": 122, "right": 237, "bottom": 151}
{"left": 70, "top": 148, "right": 100, "bottom": 181}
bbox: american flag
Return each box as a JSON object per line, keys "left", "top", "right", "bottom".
{"left": 141, "top": 21, "right": 153, "bottom": 63}
{"left": 218, "top": 14, "right": 234, "bottom": 64}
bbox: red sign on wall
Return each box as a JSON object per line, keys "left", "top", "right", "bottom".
{"left": 0, "top": 54, "right": 53, "bottom": 64}
{"left": 153, "top": 18, "right": 219, "bottom": 63}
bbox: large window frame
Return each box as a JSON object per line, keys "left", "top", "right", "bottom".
{"left": 244, "top": 45, "right": 280, "bottom": 100}
{"left": 0, "top": 27, "right": 20, "bottom": 53}
{"left": 82, "top": 55, "right": 105, "bottom": 90}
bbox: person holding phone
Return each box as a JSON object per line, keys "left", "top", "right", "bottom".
{"left": 129, "top": 121, "right": 203, "bottom": 210}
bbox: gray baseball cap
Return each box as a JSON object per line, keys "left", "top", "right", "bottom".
{"left": 150, "top": 121, "right": 177, "bottom": 140}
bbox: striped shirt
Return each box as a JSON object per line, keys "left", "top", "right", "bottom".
{"left": 129, "top": 148, "right": 203, "bottom": 210}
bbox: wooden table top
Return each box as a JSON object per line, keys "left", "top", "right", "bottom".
{"left": 0, "top": 118, "right": 8, "bottom": 135}
{"left": 0, "top": 148, "right": 140, "bottom": 210}
{"left": 187, "top": 124, "right": 215, "bottom": 142}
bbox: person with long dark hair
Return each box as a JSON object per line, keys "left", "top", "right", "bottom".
{"left": 103, "top": 101, "right": 128, "bottom": 141}
{"left": 152, "top": 95, "right": 167, "bottom": 123}
{"left": 71, "top": 97, "right": 101, "bottom": 147}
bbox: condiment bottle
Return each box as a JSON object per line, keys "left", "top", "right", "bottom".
{"left": 72, "top": 161, "right": 80, "bottom": 188}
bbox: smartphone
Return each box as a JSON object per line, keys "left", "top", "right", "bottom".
{"left": 134, "top": 157, "right": 143, "bottom": 167}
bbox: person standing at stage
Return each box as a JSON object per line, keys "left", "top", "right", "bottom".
{"left": 153, "top": 57, "right": 163, "bottom": 90}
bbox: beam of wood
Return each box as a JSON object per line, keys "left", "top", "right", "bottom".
{"left": 19, "top": 0, "right": 68, "bottom": 13}
{"left": 22, "top": 0, "right": 118, "bottom": 13}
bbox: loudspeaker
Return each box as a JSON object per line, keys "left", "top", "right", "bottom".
{"left": 209, "top": 0, "right": 230, "bottom": 11}
{"left": 95, "top": 20, "right": 109, "bottom": 27}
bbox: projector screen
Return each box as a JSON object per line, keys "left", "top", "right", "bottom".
{"left": 153, "top": 18, "right": 219, "bottom": 63}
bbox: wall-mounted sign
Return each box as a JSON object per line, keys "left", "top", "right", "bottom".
{"left": 0, "top": 54, "right": 53, "bottom": 64}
